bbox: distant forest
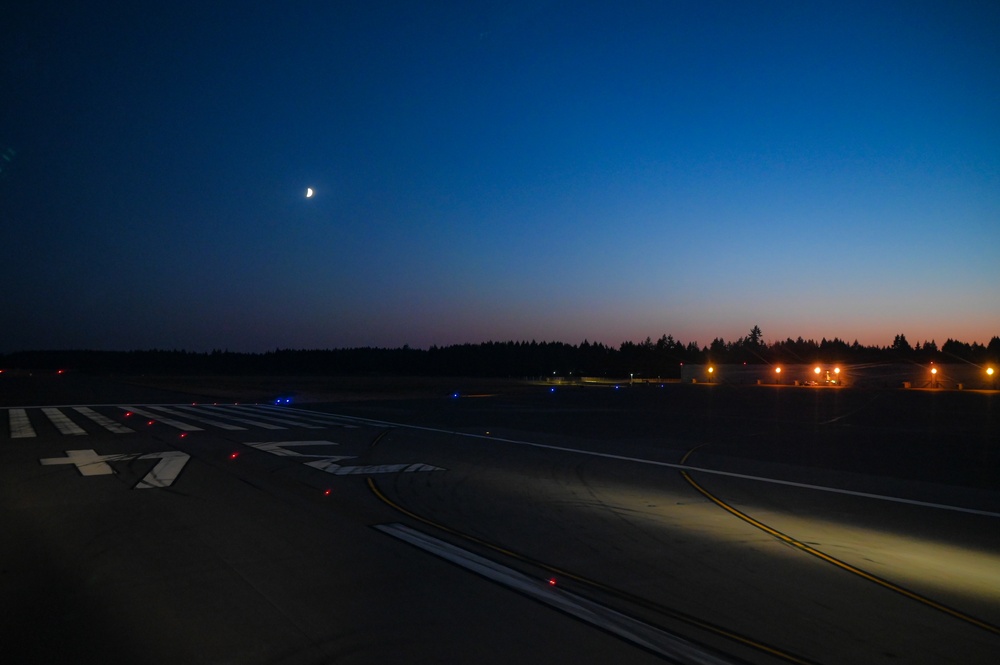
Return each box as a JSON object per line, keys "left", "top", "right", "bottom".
{"left": 3, "top": 328, "right": 998, "bottom": 378}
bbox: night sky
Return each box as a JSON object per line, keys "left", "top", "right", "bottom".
{"left": 3, "top": 1, "right": 998, "bottom": 353}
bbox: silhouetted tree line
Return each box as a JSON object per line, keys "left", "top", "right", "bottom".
{"left": 2, "top": 328, "right": 998, "bottom": 378}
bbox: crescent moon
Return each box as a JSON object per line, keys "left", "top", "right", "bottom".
{"left": 305, "top": 187, "right": 314, "bottom": 198}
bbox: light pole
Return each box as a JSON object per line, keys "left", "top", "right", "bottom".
{"left": 774, "top": 366, "right": 782, "bottom": 385}
{"left": 931, "top": 366, "right": 938, "bottom": 389}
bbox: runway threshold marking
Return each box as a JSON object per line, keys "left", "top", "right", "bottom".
{"left": 375, "top": 522, "right": 740, "bottom": 665}
{"left": 224, "top": 405, "right": 323, "bottom": 428}
{"left": 258, "top": 404, "right": 361, "bottom": 427}
{"left": 42, "top": 407, "right": 87, "bottom": 435}
{"left": 320, "top": 412, "right": 1000, "bottom": 519}
{"left": 120, "top": 406, "right": 204, "bottom": 432}
{"left": 146, "top": 405, "right": 247, "bottom": 430}
{"left": 73, "top": 406, "right": 134, "bottom": 433}
{"left": 181, "top": 405, "right": 287, "bottom": 430}
{"left": 367, "top": 478, "right": 816, "bottom": 665}
{"left": 680, "top": 470, "right": 1000, "bottom": 637}
{"left": 9, "top": 408, "right": 36, "bottom": 438}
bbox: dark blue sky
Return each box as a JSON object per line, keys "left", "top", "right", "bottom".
{"left": 2, "top": 1, "right": 998, "bottom": 352}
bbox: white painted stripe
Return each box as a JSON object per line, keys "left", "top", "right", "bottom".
{"left": 256, "top": 405, "right": 360, "bottom": 427}
{"left": 325, "top": 413, "right": 1000, "bottom": 519}
{"left": 119, "top": 407, "right": 203, "bottom": 432}
{"left": 675, "top": 465, "right": 1000, "bottom": 518}
{"left": 305, "top": 460, "right": 443, "bottom": 475}
{"left": 376, "top": 523, "right": 738, "bottom": 664}
{"left": 245, "top": 440, "right": 348, "bottom": 458}
{"left": 134, "top": 451, "right": 190, "bottom": 489}
{"left": 42, "top": 407, "right": 87, "bottom": 435}
{"left": 287, "top": 410, "right": 394, "bottom": 428}
{"left": 191, "top": 405, "right": 287, "bottom": 430}
{"left": 9, "top": 409, "right": 36, "bottom": 438}
{"left": 146, "top": 406, "right": 246, "bottom": 430}
{"left": 223, "top": 405, "right": 323, "bottom": 428}
{"left": 73, "top": 407, "right": 134, "bottom": 434}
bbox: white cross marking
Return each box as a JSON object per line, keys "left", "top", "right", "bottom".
{"left": 39, "top": 449, "right": 190, "bottom": 488}
{"left": 40, "top": 449, "right": 121, "bottom": 476}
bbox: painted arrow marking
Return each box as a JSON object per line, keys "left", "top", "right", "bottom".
{"left": 39, "top": 449, "right": 190, "bottom": 489}
{"left": 245, "top": 440, "right": 444, "bottom": 475}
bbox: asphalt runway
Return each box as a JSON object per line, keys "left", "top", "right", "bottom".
{"left": 2, "top": 372, "right": 998, "bottom": 664}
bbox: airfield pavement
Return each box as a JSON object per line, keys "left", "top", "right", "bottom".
{"left": 2, "top": 371, "right": 998, "bottom": 664}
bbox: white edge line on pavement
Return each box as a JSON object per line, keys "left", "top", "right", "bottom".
{"left": 375, "top": 523, "right": 739, "bottom": 665}
{"left": 320, "top": 412, "right": 1000, "bottom": 519}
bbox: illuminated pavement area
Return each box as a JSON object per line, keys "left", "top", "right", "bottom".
{"left": 1, "top": 373, "right": 998, "bottom": 664}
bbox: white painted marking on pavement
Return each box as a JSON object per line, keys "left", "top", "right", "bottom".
{"left": 146, "top": 405, "right": 246, "bottom": 430}
{"left": 73, "top": 407, "right": 133, "bottom": 434}
{"left": 40, "top": 449, "right": 116, "bottom": 475}
{"left": 42, "top": 407, "right": 87, "bottom": 435}
{"left": 192, "top": 405, "right": 286, "bottom": 430}
{"left": 134, "top": 451, "right": 190, "bottom": 489}
{"left": 39, "top": 449, "right": 189, "bottom": 488}
{"left": 245, "top": 440, "right": 444, "bottom": 475}
{"left": 257, "top": 405, "right": 360, "bottom": 427}
{"left": 9, "top": 408, "right": 36, "bottom": 438}
{"left": 245, "top": 440, "right": 349, "bottom": 458}
{"left": 307, "top": 460, "right": 443, "bottom": 475}
{"left": 224, "top": 405, "right": 323, "bottom": 428}
{"left": 376, "top": 523, "right": 738, "bottom": 664}
{"left": 120, "top": 406, "right": 203, "bottom": 431}
{"left": 328, "top": 413, "right": 1000, "bottom": 519}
